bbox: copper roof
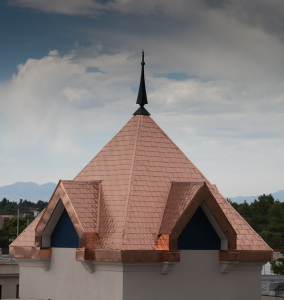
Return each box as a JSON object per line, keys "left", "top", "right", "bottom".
{"left": 10, "top": 114, "right": 272, "bottom": 263}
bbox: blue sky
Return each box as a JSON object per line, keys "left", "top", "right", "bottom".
{"left": 0, "top": 0, "right": 284, "bottom": 198}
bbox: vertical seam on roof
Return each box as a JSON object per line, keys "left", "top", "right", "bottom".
{"left": 97, "top": 182, "right": 101, "bottom": 234}
{"left": 121, "top": 115, "right": 141, "bottom": 250}
{"left": 149, "top": 116, "right": 209, "bottom": 183}
{"left": 73, "top": 116, "right": 136, "bottom": 181}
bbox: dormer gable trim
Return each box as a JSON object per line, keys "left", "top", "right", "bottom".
{"left": 35, "top": 180, "right": 101, "bottom": 249}
{"left": 160, "top": 182, "right": 237, "bottom": 252}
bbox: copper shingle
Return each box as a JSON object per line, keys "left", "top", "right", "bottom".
{"left": 10, "top": 114, "right": 272, "bottom": 262}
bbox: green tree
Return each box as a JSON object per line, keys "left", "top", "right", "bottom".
{"left": 268, "top": 233, "right": 283, "bottom": 250}
{"left": 250, "top": 194, "right": 274, "bottom": 225}
{"left": 268, "top": 201, "right": 284, "bottom": 224}
{"left": 37, "top": 200, "right": 47, "bottom": 211}
{"left": 0, "top": 197, "right": 48, "bottom": 215}
{"left": 227, "top": 194, "right": 284, "bottom": 249}
{"left": 0, "top": 218, "right": 27, "bottom": 248}
{"left": 238, "top": 201, "right": 252, "bottom": 218}
{"left": 2, "top": 218, "right": 27, "bottom": 234}
{"left": 271, "top": 248, "right": 284, "bottom": 275}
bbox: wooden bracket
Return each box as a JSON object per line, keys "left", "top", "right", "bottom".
{"left": 81, "top": 261, "right": 94, "bottom": 273}
{"left": 220, "top": 261, "right": 238, "bottom": 273}
{"left": 161, "top": 262, "right": 176, "bottom": 274}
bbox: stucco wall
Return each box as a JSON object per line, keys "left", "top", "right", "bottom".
{"left": 19, "top": 248, "right": 123, "bottom": 300}
{"left": 123, "top": 251, "right": 263, "bottom": 300}
{"left": 0, "top": 277, "right": 19, "bottom": 299}
{"left": 18, "top": 249, "right": 263, "bottom": 300}
{"left": 0, "top": 261, "right": 19, "bottom": 299}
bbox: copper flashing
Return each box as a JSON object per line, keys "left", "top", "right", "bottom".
{"left": 160, "top": 182, "right": 204, "bottom": 235}
{"left": 9, "top": 247, "right": 51, "bottom": 259}
{"left": 155, "top": 234, "right": 170, "bottom": 251}
{"left": 160, "top": 182, "right": 237, "bottom": 252}
{"left": 9, "top": 113, "right": 272, "bottom": 264}
{"left": 35, "top": 180, "right": 100, "bottom": 248}
{"left": 219, "top": 250, "right": 273, "bottom": 263}
{"left": 76, "top": 248, "right": 180, "bottom": 263}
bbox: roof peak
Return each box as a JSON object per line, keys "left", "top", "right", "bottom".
{"left": 134, "top": 51, "right": 150, "bottom": 116}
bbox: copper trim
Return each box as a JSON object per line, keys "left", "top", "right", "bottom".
{"left": 39, "top": 248, "right": 52, "bottom": 259}
{"left": 76, "top": 248, "right": 180, "bottom": 263}
{"left": 35, "top": 182, "right": 62, "bottom": 242}
{"left": 76, "top": 248, "right": 96, "bottom": 261}
{"left": 219, "top": 250, "right": 273, "bottom": 263}
{"left": 168, "top": 183, "right": 237, "bottom": 252}
{"left": 35, "top": 180, "right": 100, "bottom": 248}
{"left": 121, "top": 250, "right": 180, "bottom": 263}
{"left": 203, "top": 183, "right": 237, "bottom": 251}
{"left": 9, "top": 247, "right": 52, "bottom": 259}
{"left": 155, "top": 234, "right": 170, "bottom": 251}
{"left": 60, "top": 183, "right": 85, "bottom": 247}
{"left": 169, "top": 183, "right": 207, "bottom": 251}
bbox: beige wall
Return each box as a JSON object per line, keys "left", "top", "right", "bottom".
{"left": 0, "top": 261, "right": 19, "bottom": 299}
{"left": 18, "top": 249, "right": 263, "bottom": 300}
{"left": 19, "top": 248, "right": 123, "bottom": 300}
{"left": 124, "top": 251, "right": 263, "bottom": 300}
{"left": 0, "top": 277, "right": 18, "bottom": 299}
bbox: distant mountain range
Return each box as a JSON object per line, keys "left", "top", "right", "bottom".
{"left": 0, "top": 182, "right": 57, "bottom": 202}
{"left": 229, "top": 190, "right": 284, "bottom": 203}
{"left": 0, "top": 182, "right": 283, "bottom": 204}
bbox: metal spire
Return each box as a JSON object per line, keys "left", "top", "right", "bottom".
{"left": 133, "top": 51, "right": 150, "bottom": 116}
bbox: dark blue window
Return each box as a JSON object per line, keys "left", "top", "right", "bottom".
{"left": 177, "top": 206, "right": 221, "bottom": 250}
{"left": 50, "top": 208, "right": 79, "bottom": 248}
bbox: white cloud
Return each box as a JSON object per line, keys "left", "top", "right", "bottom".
{"left": 61, "top": 87, "right": 93, "bottom": 102}
{"left": 9, "top": 0, "right": 105, "bottom": 15}
{"left": 0, "top": 44, "right": 283, "bottom": 197}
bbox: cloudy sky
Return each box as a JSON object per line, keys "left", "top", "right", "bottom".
{"left": 0, "top": 0, "right": 283, "bottom": 198}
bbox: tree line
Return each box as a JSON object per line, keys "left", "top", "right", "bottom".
{"left": 0, "top": 197, "right": 47, "bottom": 215}
{"left": 0, "top": 195, "right": 282, "bottom": 255}
{"left": 228, "top": 194, "right": 284, "bottom": 250}
{"left": 0, "top": 197, "right": 48, "bottom": 249}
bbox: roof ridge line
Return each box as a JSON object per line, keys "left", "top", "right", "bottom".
{"left": 168, "top": 182, "right": 205, "bottom": 235}
{"left": 73, "top": 116, "right": 136, "bottom": 181}
{"left": 60, "top": 181, "right": 85, "bottom": 236}
{"left": 149, "top": 116, "right": 210, "bottom": 183}
{"left": 35, "top": 180, "right": 63, "bottom": 233}
{"left": 121, "top": 115, "right": 142, "bottom": 250}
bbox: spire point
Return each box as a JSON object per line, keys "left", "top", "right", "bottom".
{"left": 134, "top": 51, "right": 150, "bottom": 116}
{"left": 141, "top": 50, "right": 145, "bottom": 66}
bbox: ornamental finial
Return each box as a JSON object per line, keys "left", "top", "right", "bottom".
{"left": 134, "top": 51, "right": 150, "bottom": 116}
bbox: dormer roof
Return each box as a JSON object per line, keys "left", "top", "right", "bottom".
{"left": 10, "top": 114, "right": 272, "bottom": 263}
{"left": 9, "top": 52, "right": 272, "bottom": 263}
